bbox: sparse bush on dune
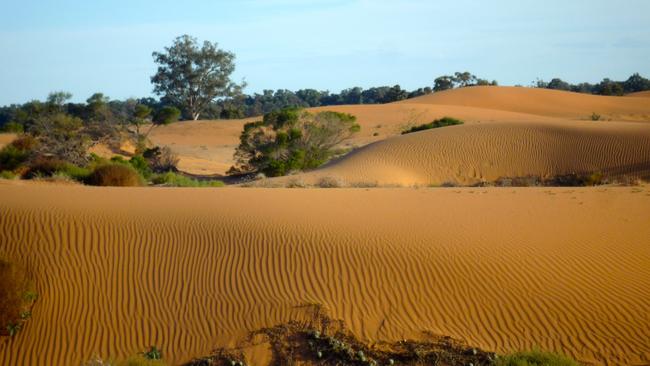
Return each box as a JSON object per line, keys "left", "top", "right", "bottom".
{"left": 0, "top": 257, "right": 36, "bottom": 337}
{"left": 143, "top": 146, "right": 179, "bottom": 173}
{"left": 316, "top": 175, "right": 346, "bottom": 188}
{"left": 496, "top": 349, "right": 579, "bottom": 366}
{"left": 151, "top": 171, "right": 224, "bottom": 187}
{"left": 87, "top": 163, "right": 143, "bottom": 187}
{"left": 401, "top": 117, "right": 464, "bottom": 135}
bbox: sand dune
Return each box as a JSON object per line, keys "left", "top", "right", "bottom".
{"left": 0, "top": 133, "right": 16, "bottom": 149}
{"left": 142, "top": 87, "right": 650, "bottom": 176}
{"left": 401, "top": 86, "right": 650, "bottom": 121}
{"left": 0, "top": 183, "right": 649, "bottom": 365}
{"left": 627, "top": 90, "right": 650, "bottom": 98}
{"left": 277, "top": 120, "right": 650, "bottom": 186}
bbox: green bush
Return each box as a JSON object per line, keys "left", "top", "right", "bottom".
{"left": 128, "top": 155, "right": 153, "bottom": 179}
{"left": 402, "top": 117, "right": 463, "bottom": 134}
{"left": 496, "top": 349, "right": 579, "bottom": 366}
{"left": 151, "top": 172, "right": 224, "bottom": 187}
{"left": 0, "top": 170, "right": 17, "bottom": 179}
{"left": 230, "top": 108, "right": 360, "bottom": 177}
{"left": 87, "top": 164, "right": 143, "bottom": 187}
{"left": 0, "top": 135, "right": 37, "bottom": 171}
{"left": 1, "top": 122, "right": 24, "bottom": 133}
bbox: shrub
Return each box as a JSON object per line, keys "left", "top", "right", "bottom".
{"left": 1, "top": 122, "right": 24, "bottom": 133}
{"left": 151, "top": 172, "right": 224, "bottom": 187}
{"left": 230, "top": 108, "right": 360, "bottom": 177}
{"left": 87, "top": 164, "right": 143, "bottom": 187}
{"left": 24, "top": 157, "right": 67, "bottom": 178}
{"left": 316, "top": 176, "right": 346, "bottom": 188}
{"left": 0, "top": 170, "right": 17, "bottom": 179}
{"left": 128, "top": 155, "right": 152, "bottom": 179}
{"left": 84, "top": 355, "right": 167, "bottom": 366}
{"left": 496, "top": 349, "right": 579, "bottom": 366}
{"left": 0, "top": 135, "right": 37, "bottom": 172}
{"left": 401, "top": 117, "right": 463, "bottom": 134}
{"left": 143, "top": 146, "right": 179, "bottom": 172}
{"left": 0, "top": 257, "right": 35, "bottom": 337}
{"left": 591, "top": 112, "right": 601, "bottom": 121}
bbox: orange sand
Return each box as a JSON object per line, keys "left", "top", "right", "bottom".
{"left": 1, "top": 183, "right": 649, "bottom": 365}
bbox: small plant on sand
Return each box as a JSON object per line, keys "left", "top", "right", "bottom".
{"left": 84, "top": 355, "right": 167, "bottom": 366}
{"left": 317, "top": 176, "right": 346, "bottom": 188}
{"left": 401, "top": 117, "right": 463, "bottom": 134}
{"left": 0, "top": 256, "right": 36, "bottom": 337}
{"left": 496, "top": 348, "right": 579, "bottom": 366}
{"left": 151, "top": 171, "right": 224, "bottom": 187}
{"left": 87, "top": 163, "right": 143, "bottom": 187}
{"left": 590, "top": 112, "right": 602, "bottom": 121}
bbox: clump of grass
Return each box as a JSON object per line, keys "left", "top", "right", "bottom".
{"left": 84, "top": 355, "right": 167, "bottom": 366}
{"left": 87, "top": 164, "right": 144, "bottom": 187}
{"left": 590, "top": 112, "right": 601, "bottom": 121}
{"left": 285, "top": 177, "right": 308, "bottom": 188}
{"left": 0, "top": 256, "right": 36, "bottom": 337}
{"left": 0, "top": 170, "right": 17, "bottom": 179}
{"left": 316, "top": 176, "right": 346, "bottom": 188}
{"left": 402, "top": 117, "right": 463, "bottom": 134}
{"left": 151, "top": 172, "right": 224, "bottom": 187}
{"left": 496, "top": 349, "right": 579, "bottom": 366}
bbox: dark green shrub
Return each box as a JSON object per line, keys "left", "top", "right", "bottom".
{"left": 87, "top": 164, "right": 143, "bottom": 187}
{"left": 0, "top": 135, "right": 37, "bottom": 172}
{"left": 129, "top": 155, "right": 153, "bottom": 179}
{"left": 230, "top": 108, "right": 359, "bottom": 176}
{"left": 1, "top": 122, "right": 24, "bottom": 133}
{"left": 0, "top": 170, "right": 17, "bottom": 179}
{"left": 402, "top": 117, "right": 463, "bottom": 134}
{"left": 496, "top": 349, "right": 579, "bottom": 366}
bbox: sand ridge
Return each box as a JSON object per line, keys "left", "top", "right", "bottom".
{"left": 0, "top": 183, "right": 649, "bottom": 365}
{"left": 278, "top": 119, "right": 650, "bottom": 186}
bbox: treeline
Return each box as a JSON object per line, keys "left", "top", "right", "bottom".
{"left": 534, "top": 73, "right": 650, "bottom": 96}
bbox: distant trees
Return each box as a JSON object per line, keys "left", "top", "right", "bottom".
{"left": 434, "top": 72, "right": 497, "bottom": 92}
{"left": 230, "top": 108, "right": 360, "bottom": 176}
{"left": 534, "top": 73, "right": 649, "bottom": 96}
{"left": 151, "top": 35, "right": 244, "bottom": 120}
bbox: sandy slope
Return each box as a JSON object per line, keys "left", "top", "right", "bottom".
{"left": 279, "top": 120, "right": 650, "bottom": 186}
{"left": 0, "top": 133, "right": 16, "bottom": 149}
{"left": 627, "top": 90, "right": 650, "bottom": 98}
{"left": 401, "top": 86, "right": 650, "bottom": 121}
{"left": 0, "top": 183, "right": 649, "bottom": 365}
{"left": 143, "top": 87, "right": 650, "bottom": 176}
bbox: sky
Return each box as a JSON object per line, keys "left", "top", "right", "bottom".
{"left": 1, "top": 0, "right": 649, "bottom": 105}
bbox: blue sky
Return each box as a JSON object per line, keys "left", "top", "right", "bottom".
{"left": 1, "top": 0, "right": 649, "bottom": 104}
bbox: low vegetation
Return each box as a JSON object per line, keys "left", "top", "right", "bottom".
{"left": 0, "top": 257, "right": 36, "bottom": 337}
{"left": 86, "top": 163, "right": 144, "bottom": 187}
{"left": 495, "top": 349, "right": 579, "bottom": 366}
{"left": 401, "top": 117, "right": 463, "bottom": 134}
{"left": 229, "top": 108, "right": 360, "bottom": 177}
{"left": 187, "top": 305, "right": 580, "bottom": 366}
{"left": 84, "top": 347, "right": 166, "bottom": 366}
{"left": 151, "top": 172, "right": 225, "bottom": 187}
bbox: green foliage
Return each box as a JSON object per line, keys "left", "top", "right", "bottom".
{"left": 1, "top": 121, "right": 24, "bottom": 133}
{"left": 151, "top": 35, "right": 244, "bottom": 120}
{"left": 231, "top": 108, "right": 360, "bottom": 176}
{"left": 496, "top": 349, "right": 579, "bottom": 366}
{"left": 0, "top": 145, "right": 30, "bottom": 172}
{"left": 151, "top": 172, "right": 224, "bottom": 187}
{"left": 0, "top": 170, "right": 17, "bottom": 179}
{"left": 128, "top": 155, "right": 153, "bottom": 179}
{"left": 141, "top": 346, "right": 162, "bottom": 360}
{"left": 153, "top": 106, "right": 181, "bottom": 126}
{"left": 402, "top": 117, "right": 464, "bottom": 134}
{"left": 87, "top": 163, "right": 143, "bottom": 187}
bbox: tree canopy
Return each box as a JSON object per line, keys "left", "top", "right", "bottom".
{"left": 151, "top": 35, "right": 244, "bottom": 120}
